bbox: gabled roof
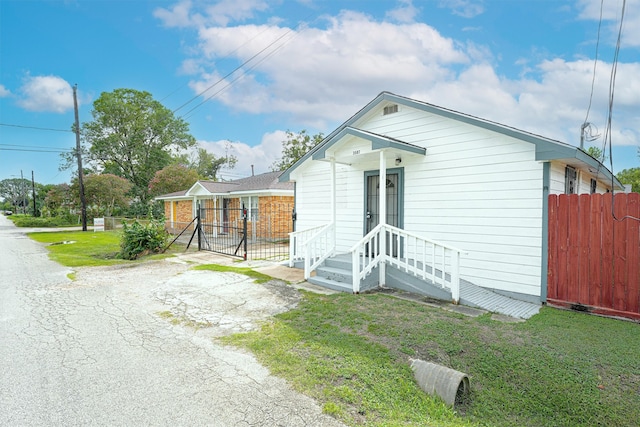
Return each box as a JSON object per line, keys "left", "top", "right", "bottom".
{"left": 155, "top": 171, "right": 293, "bottom": 200}
{"left": 311, "top": 127, "right": 426, "bottom": 161}
{"left": 280, "top": 91, "right": 623, "bottom": 189}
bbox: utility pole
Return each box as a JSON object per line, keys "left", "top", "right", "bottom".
{"left": 20, "top": 170, "right": 25, "bottom": 214}
{"left": 31, "top": 171, "right": 36, "bottom": 217}
{"left": 73, "top": 84, "right": 87, "bottom": 231}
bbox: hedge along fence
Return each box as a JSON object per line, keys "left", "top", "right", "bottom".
{"left": 547, "top": 193, "right": 640, "bottom": 321}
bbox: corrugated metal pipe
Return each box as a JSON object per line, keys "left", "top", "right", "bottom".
{"left": 410, "top": 358, "right": 470, "bottom": 407}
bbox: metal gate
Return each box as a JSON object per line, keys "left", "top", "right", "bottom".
{"left": 197, "top": 201, "right": 294, "bottom": 261}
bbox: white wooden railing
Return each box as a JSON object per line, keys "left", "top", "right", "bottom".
{"left": 289, "top": 223, "right": 335, "bottom": 279}
{"left": 289, "top": 224, "right": 328, "bottom": 267}
{"left": 350, "top": 224, "right": 465, "bottom": 303}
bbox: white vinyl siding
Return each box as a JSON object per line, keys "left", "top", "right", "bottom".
{"left": 349, "top": 106, "right": 543, "bottom": 296}
{"left": 292, "top": 102, "right": 614, "bottom": 298}
{"left": 549, "top": 162, "right": 610, "bottom": 195}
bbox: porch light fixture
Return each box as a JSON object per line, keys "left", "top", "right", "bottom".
{"left": 395, "top": 157, "right": 402, "bottom": 165}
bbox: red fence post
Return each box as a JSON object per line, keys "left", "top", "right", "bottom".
{"left": 556, "top": 195, "right": 568, "bottom": 301}
{"left": 613, "top": 194, "right": 628, "bottom": 312}
{"left": 626, "top": 193, "right": 640, "bottom": 314}
{"left": 588, "top": 194, "right": 603, "bottom": 307}
{"left": 601, "top": 193, "right": 614, "bottom": 309}
{"left": 547, "top": 195, "right": 558, "bottom": 300}
{"left": 577, "top": 195, "right": 590, "bottom": 304}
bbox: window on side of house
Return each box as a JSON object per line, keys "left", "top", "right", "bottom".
{"left": 565, "top": 166, "right": 577, "bottom": 194}
{"left": 590, "top": 178, "right": 597, "bottom": 194}
{"left": 383, "top": 104, "right": 398, "bottom": 115}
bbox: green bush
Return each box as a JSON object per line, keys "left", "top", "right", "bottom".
{"left": 12, "top": 216, "right": 75, "bottom": 227}
{"left": 119, "top": 217, "right": 168, "bottom": 260}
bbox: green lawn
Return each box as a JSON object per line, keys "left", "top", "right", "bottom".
{"left": 28, "top": 230, "right": 178, "bottom": 267}
{"left": 223, "top": 291, "right": 640, "bottom": 427}
{"left": 22, "top": 231, "right": 639, "bottom": 427}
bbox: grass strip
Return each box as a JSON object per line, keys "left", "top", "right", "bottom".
{"left": 28, "top": 230, "right": 177, "bottom": 267}
{"left": 192, "top": 264, "right": 274, "bottom": 283}
{"left": 222, "top": 292, "right": 640, "bottom": 427}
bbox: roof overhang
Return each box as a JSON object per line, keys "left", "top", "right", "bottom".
{"left": 281, "top": 127, "right": 425, "bottom": 181}
{"left": 280, "top": 91, "right": 622, "bottom": 189}
{"left": 312, "top": 127, "right": 425, "bottom": 163}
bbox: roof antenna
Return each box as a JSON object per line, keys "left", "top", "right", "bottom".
{"left": 580, "top": 122, "right": 600, "bottom": 150}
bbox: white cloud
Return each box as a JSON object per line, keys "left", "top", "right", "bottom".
{"left": 17, "top": 75, "right": 74, "bottom": 113}
{"left": 198, "top": 130, "right": 285, "bottom": 179}
{"left": 386, "top": 0, "right": 420, "bottom": 23}
{"left": 155, "top": 0, "right": 269, "bottom": 28}
{"left": 0, "top": 84, "right": 10, "bottom": 97}
{"left": 438, "top": 0, "right": 485, "bottom": 18}
{"left": 161, "top": 0, "right": 640, "bottom": 155}
{"left": 187, "top": 10, "right": 470, "bottom": 128}
{"left": 154, "top": 0, "right": 198, "bottom": 28}
{"left": 577, "top": 0, "right": 640, "bottom": 48}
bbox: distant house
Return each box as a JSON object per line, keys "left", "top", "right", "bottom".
{"left": 281, "top": 91, "right": 623, "bottom": 308}
{"left": 155, "top": 171, "right": 294, "bottom": 239}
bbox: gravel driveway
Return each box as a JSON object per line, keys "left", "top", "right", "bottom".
{"left": 0, "top": 215, "right": 345, "bottom": 426}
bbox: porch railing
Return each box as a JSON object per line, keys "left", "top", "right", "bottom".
{"left": 289, "top": 223, "right": 336, "bottom": 279}
{"left": 350, "top": 224, "right": 465, "bottom": 303}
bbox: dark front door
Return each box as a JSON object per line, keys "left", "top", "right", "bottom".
{"left": 364, "top": 168, "right": 403, "bottom": 256}
{"left": 365, "top": 170, "right": 401, "bottom": 233}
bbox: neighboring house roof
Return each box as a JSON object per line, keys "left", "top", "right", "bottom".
{"left": 155, "top": 171, "right": 293, "bottom": 201}
{"left": 280, "top": 91, "right": 623, "bottom": 189}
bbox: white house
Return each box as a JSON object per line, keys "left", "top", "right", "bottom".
{"left": 281, "top": 92, "right": 623, "bottom": 309}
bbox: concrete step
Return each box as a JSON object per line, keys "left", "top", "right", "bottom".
{"left": 307, "top": 275, "right": 353, "bottom": 293}
{"left": 324, "top": 254, "right": 352, "bottom": 270}
{"left": 316, "top": 265, "right": 352, "bottom": 283}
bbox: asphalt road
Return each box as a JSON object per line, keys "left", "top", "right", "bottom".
{"left": 0, "top": 215, "right": 344, "bottom": 426}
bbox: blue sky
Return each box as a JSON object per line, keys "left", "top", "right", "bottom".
{"left": 1, "top": 0, "right": 639, "bottom": 185}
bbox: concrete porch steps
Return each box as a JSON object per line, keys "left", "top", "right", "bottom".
{"left": 305, "top": 253, "right": 541, "bottom": 320}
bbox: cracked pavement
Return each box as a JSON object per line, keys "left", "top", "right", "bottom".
{"left": 0, "top": 215, "right": 345, "bottom": 426}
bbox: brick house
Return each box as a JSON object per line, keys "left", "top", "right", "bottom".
{"left": 155, "top": 171, "right": 294, "bottom": 238}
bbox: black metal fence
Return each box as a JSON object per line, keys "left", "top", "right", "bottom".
{"left": 195, "top": 202, "right": 293, "bottom": 261}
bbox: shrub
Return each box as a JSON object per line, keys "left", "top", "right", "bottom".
{"left": 119, "top": 217, "right": 168, "bottom": 260}
{"left": 12, "top": 216, "right": 75, "bottom": 227}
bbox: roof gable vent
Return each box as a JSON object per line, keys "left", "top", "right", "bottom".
{"left": 383, "top": 104, "right": 398, "bottom": 115}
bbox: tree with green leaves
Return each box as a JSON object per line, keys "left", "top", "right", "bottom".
{"left": 271, "top": 130, "right": 324, "bottom": 171}
{"left": 0, "top": 178, "right": 31, "bottom": 214}
{"left": 149, "top": 164, "right": 199, "bottom": 197}
{"left": 80, "top": 88, "right": 196, "bottom": 205}
{"left": 192, "top": 147, "right": 237, "bottom": 180}
{"left": 73, "top": 174, "right": 133, "bottom": 217}
{"left": 616, "top": 168, "right": 640, "bottom": 193}
{"left": 43, "top": 183, "right": 73, "bottom": 217}
{"left": 174, "top": 146, "right": 238, "bottom": 180}
{"left": 585, "top": 146, "right": 607, "bottom": 163}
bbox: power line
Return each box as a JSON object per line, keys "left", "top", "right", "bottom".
{"left": 182, "top": 29, "right": 303, "bottom": 120}
{"left": 160, "top": 24, "right": 275, "bottom": 104}
{"left": 0, "top": 147, "right": 72, "bottom": 153}
{"left": 172, "top": 27, "right": 298, "bottom": 115}
{"left": 584, "top": 0, "right": 605, "bottom": 127}
{"left": 0, "top": 123, "right": 73, "bottom": 133}
{"left": 0, "top": 143, "right": 72, "bottom": 150}
{"left": 175, "top": 16, "right": 313, "bottom": 119}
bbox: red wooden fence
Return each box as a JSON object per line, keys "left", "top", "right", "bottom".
{"left": 547, "top": 193, "right": 640, "bottom": 321}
